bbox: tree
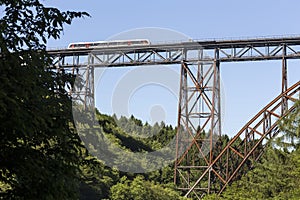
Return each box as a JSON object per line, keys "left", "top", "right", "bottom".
{"left": 215, "top": 147, "right": 300, "bottom": 200}
{"left": 110, "top": 176, "right": 188, "bottom": 200}
{"left": 0, "top": 1, "right": 89, "bottom": 199}
{"left": 278, "top": 100, "right": 300, "bottom": 149}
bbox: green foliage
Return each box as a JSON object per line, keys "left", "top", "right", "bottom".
{"left": 95, "top": 112, "right": 155, "bottom": 152}
{"left": 0, "top": 0, "right": 89, "bottom": 52}
{"left": 79, "top": 156, "right": 119, "bottom": 199}
{"left": 113, "top": 114, "right": 177, "bottom": 150}
{"left": 78, "top": 111, "right": 184, "bottom": 199}
{"left": 202, "top": 193, "right": 222, "bottom": 200}
{"left": 278, "top": 100, "right": 300, "bottom": 149}
{"left": 0, "top": 0, "right": 89, "bottom": 199}
{"left": 110, "top": 176, "right": 188, "bottom": 200}
{"left": 218, "top": 147, "right": 300, "bottom": 200}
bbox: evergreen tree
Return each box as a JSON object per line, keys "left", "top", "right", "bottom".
{"left": 110, "top": 176, "right": 188, "bottom": 200}
{"left": 278, "top": 100, "right": 300, "bottom": 149}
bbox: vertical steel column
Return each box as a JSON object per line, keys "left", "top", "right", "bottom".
{"left": 281, "top": 44, "right": 288, "bottom": 114}
{"left": 210, "top": 48, "right": 221, "bottom": 163}
{"left": 209, "top": 48, "right": 222, "bottom": 194}
{"left": 174, "top": 62, "right": 187, "bottom": 184}
{"left": 216, "top": 49, "right": 221, "bottom": 139}
{"left": 84, "top": 54, "right": 95, "bottom": 110}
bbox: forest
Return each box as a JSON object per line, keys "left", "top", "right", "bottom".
{"left": 0, "top": 1, "right": 300, "bottom": 199}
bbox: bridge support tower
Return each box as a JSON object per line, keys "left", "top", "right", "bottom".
{"left": 174, "top": 49, "right": 222, "bottom": 198}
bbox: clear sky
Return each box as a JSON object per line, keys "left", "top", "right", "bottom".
{"left": 46, "top": 0, "right": 300, "bottom": 137}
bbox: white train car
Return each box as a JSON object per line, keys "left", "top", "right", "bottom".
{"left": 68, "top": 39, "right": 150, "bottom": 49}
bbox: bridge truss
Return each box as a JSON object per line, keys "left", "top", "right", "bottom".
{"left": 48, "top": 36, "right": 300, "bottom": 199}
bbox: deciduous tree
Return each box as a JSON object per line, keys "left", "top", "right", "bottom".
{"left": 0, "top": 0, "right": 89, "bottom": 199}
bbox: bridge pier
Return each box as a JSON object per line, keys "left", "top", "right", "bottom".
{"left": 174, "top": 48, "right": 221, "bottom": 198}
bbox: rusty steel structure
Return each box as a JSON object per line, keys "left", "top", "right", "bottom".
{"left": 183, "top": 81, "right": 300, "bottom": 198}
{"left": 48, "top": 36, "right": 300, "bottom": 199}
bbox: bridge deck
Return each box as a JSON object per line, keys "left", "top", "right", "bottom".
{"left": 48, "top": 36, "right": 300, "bottom": 67}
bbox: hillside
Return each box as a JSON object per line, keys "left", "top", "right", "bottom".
{"left": 79, "top": 103, "right": 300, "bottom": 199}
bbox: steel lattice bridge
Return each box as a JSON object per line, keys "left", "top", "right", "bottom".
{"left": 48, "top": 36, "right": 300, "bottom": 199}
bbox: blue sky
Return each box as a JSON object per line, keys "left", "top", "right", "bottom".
{"left": 46, "top": 0, "right": 300, "bottom": 136}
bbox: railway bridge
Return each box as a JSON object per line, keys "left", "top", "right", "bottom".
{"left": 48, "top": 36, "right": 300, "bottom": 199}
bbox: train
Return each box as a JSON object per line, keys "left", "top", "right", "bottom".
{"left": 68, "top": 39, "right": 150, "bottom": 49}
